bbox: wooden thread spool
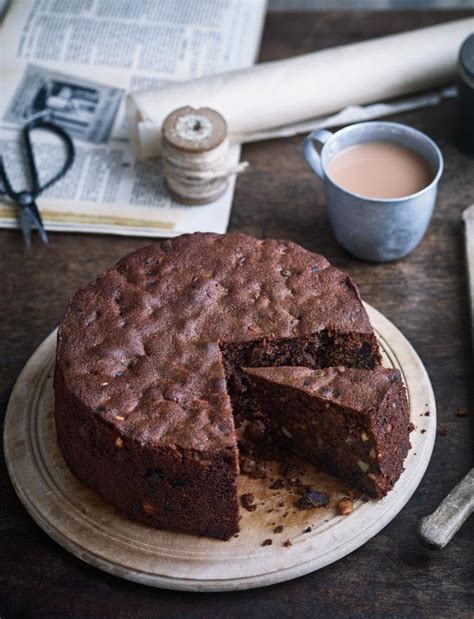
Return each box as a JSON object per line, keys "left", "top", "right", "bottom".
{"left": 161, "top": 106, "right": 247, "bottom": 205}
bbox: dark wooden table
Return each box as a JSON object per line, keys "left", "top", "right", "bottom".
{"left": 1, "top": 10, "right": 473, "bottom": 619}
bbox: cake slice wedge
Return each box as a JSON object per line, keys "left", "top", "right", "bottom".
{"left": 245, "top": 366, "right": 410, "bottom": 498}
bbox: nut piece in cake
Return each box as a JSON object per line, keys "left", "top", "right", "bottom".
{"left": 338, "top": 497, "right": 354, "bottom": 516}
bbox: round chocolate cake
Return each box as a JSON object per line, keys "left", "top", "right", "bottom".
{"left": 55, "top": 232, "right": 395, "bottom": 540}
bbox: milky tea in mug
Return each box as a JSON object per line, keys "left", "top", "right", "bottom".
{"left": 326, "top": 141, "right": 434, "bottom": 200}
{"left": 303, "top": 122, "right": 443, "bottom": 262}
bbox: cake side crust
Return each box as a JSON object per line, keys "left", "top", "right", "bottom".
{"left": 54, "top": 365, "right": 240, "bottom": 540}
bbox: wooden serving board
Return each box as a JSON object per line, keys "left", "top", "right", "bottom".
{"left": 3, "top": 303, "right": 436, "bottom": 592}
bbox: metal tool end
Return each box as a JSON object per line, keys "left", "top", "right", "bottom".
{"left": 417, "top": 468, "right": 474, "bottom": 549}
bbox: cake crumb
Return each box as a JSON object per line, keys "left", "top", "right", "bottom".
{"left": 240, "top": 493, "right": 257, "bottom": 512}
{"left": 240, "top": 455, "right": 267, "bottom": 479}
{"left": 273, "top": 525, "right": 284, "bottom": 534}
{"left": 421, "top": 429, "right": 426, "bottom": 434}
{"left": 294, "top": 487, "right": 329, "bottom": 510}
{"left": 455, "top": 407, "right": 469, "bottom": 418}
{"left": 281, "top": 461, "right": 298, "bottom": 484}
{"left": 269, "top": 478, "right": 285, "bottom": 490}
{"left": 338, "top": 497, "right": 353, "bottom": 516}
{"left": 302, "top": 526, "right": 312, "bottom": 534}
{"left": 283, "top": 539, "right": 292, "bottom": 547}
{"left": 261, "top": 538, "right": 273, "bottom": 546}
{"left": 424, "top": 411, "right": 430, "bottom": 416}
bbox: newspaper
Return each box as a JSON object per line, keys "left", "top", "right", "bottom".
{"left": 0, "top": 0, "right": 266, "bottom": 238}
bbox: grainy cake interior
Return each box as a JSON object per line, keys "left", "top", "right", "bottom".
{"left": 245, "top": 366, "right": 411, "bottom": 498}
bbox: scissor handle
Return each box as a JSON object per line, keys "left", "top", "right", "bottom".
{"left": 23, "top": 119, "right": 75, "bottom": 196}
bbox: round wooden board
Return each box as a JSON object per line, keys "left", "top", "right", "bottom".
{"left": 4, "top": 303, "right": 436, "bottom": 592}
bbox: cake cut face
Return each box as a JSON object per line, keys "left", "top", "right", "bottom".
{"left": 55, "top": 232, "right": 384, "bottom": 540}
{"left": 245, "top": 366, "right": 410, "bottom": 498}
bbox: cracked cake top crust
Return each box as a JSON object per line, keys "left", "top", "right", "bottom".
{"left": 56, "top": 232, "right": 377, "bottom": 452}
{"left": 244, "top": 365, "right": 403, "bottom": 414}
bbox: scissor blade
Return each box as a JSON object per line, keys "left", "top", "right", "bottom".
{"left": 18, "top": 209, "right": 33, "bottom": 249}
{"left": 28, "top": 201, "right": 49, "bottom": 244}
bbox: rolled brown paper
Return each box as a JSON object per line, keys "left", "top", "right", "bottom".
{"left": 128, "top": 18, "right": 474, "bottom": 159}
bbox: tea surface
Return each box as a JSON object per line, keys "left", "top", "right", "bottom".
{"left": 326, "top": 141, "right": 433, "bottom": 199}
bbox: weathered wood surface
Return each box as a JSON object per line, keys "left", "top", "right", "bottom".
{"left": 1, "top": 10, "right": 473, "bottom": 618}
{"left": 463, "top": 204, "right": 474, "bottom": 354}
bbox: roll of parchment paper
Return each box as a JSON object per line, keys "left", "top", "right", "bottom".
{"left": 128, "top": 18, "right": 474, "bottom": 159}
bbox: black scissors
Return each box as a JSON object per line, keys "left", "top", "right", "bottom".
{"left": 0, "top": 118, "right": 75, "bottom": 248}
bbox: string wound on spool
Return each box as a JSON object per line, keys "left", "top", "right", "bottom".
{"left": 160, "top": 106, "right": 248, "bottom": 205}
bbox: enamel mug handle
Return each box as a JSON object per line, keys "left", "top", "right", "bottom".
{"left": 303, "top": 129, "right": 333, "bottom": 179}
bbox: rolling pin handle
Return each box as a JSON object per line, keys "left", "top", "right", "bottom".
{"left": 417, "top": 468, "right": 474, "bottom": 549}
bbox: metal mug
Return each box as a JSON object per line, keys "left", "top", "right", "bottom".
{"left": 303, "top": 121, "right": 443, "bottom": 262}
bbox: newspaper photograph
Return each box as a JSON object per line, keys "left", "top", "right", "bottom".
{"left": 0, "top": 0, "right": 266, "bottom": 238}
{"left": 4, "top": 65, "right": 124, "bottom": 143}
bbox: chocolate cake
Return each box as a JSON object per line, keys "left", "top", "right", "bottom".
{"left": 55, "top": 232, "right": 384, "bottom": 540}
{"left": 245, "top": 366, "right": 410, "bottom": 497}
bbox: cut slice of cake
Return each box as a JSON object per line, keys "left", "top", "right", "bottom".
{"left": 245, "top": 366, "right": 410, "bottom": 498}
